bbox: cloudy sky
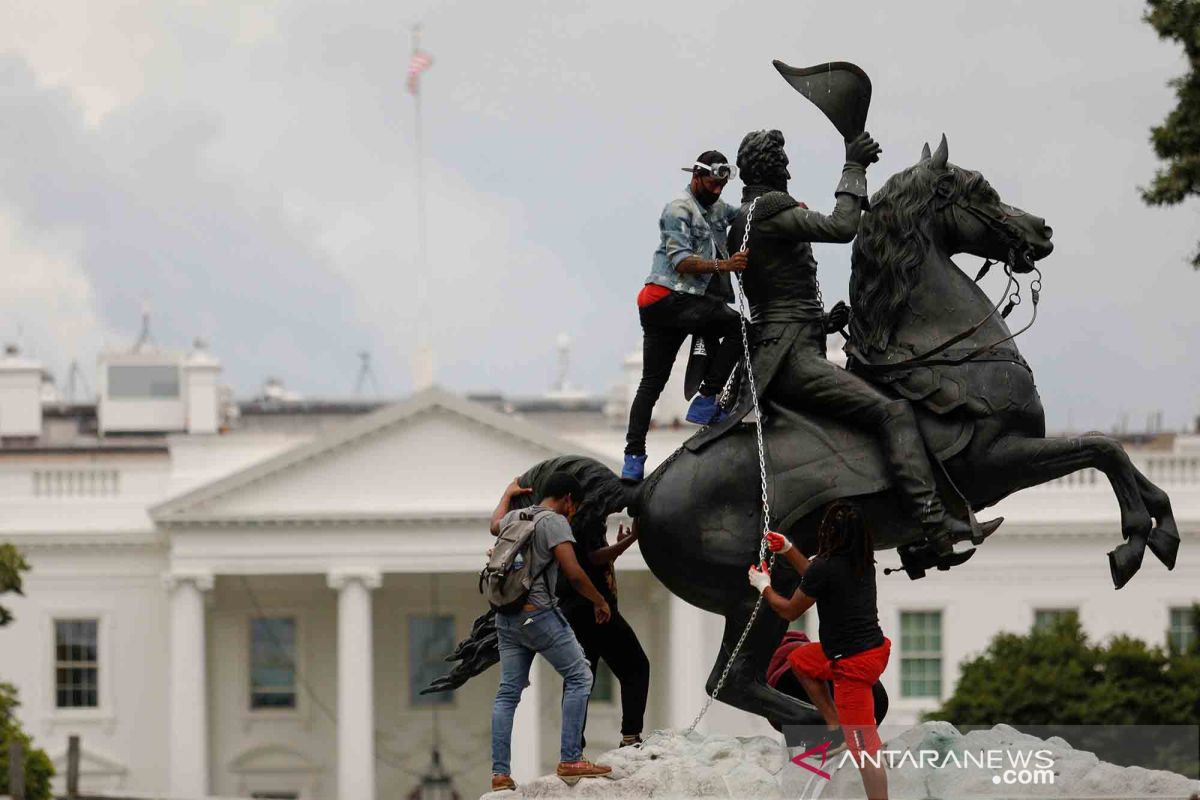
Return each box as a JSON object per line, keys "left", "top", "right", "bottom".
{"left": 0, "top": 0, "right": 1196, "bottom": 431}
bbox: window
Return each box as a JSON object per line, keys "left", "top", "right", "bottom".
{"left": 900, "top": 611, "right": 942, "bottom": 698}
{"left": 409, "top": 616, "right": 455, "bottom": 707}
{"left": 1169, "top": 607, "right": 1197, "bottom": 653}
{"left": 1033, "top": 608, "right": 1077, "bottom": 631}
{"left": 591, "top": 661, "right": 615, "bottom": 703}
{"left": 55, "top": 619, "right": 99, "bottom": 708}
{"left": 250, "top": 618, "right": 297, "bottom": 710}
{"left": 107, "top": 364, "right": 180, "bottom": 399}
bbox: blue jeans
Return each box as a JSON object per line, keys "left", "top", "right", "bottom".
{"left": 491, "top": 607, "right": 593, "bottom": 775}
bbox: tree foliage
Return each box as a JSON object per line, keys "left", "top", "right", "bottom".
{"left": 0, "top": 683, "right": 54, "bottom": 800}
{"left": 927, "top": 611, "right": 1200, "bottom": 776}
{"left": 1141, "top": 0, "right": 1200, "bottom": 268}
{"left": 0, "top": 546, "right": 53, "bottom": 799}
{"left": 0, "top": 543, "right": 30, "bottom": 627}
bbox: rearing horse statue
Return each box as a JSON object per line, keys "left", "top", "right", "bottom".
{"left": 426, "top": 136, "right": 1179, "bottom": 732}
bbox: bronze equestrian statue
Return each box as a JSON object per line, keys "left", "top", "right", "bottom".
{"left": 427, "top": 64, "right": 1179, "bottom": 731}
{"left": 427, "top": 136, "right": 1179, "bottom": 730}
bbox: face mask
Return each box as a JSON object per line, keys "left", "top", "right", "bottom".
{"left": 694, "top": 186, "right": 721, "bottom": 207}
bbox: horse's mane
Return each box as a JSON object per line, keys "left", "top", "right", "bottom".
{"left": 850, "top": 161, "right": 987, "bottom": 353}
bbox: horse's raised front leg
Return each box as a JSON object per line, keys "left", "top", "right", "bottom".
{"left": 964, "top": 433, "right": 1160, "bottom": 588}
{"left": 704, "top": 595, "right": 823, "bottom": 727}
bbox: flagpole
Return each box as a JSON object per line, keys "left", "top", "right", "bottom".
{"left": 411, "top": 23, "right": 434, "bottom": 390}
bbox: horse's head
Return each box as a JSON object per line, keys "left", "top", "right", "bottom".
{"left": 850, "top": 134, "right": 1054, "bottom": 352}
{"left": 918, "top": 135, "right": 1054, "bottom": 270}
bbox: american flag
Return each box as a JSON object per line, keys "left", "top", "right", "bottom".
{"left": 407, "top": 49, "right": 434, "bottom": 95}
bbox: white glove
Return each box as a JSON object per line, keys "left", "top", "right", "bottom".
{"left": 765, "top": 531, "right": 792, "bottom": 554}
{"left": 747, "top": 564, "right": 771, "bottom": 594}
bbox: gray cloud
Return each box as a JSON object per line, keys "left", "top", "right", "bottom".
{"left": 0, "top": 0, "right": 1196, "bottom": 430}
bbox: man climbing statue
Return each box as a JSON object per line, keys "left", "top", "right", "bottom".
{"left": 622, "top": 150, "right": 748, "bottom": 482}
{"left": 693, "top": 128, "right": 997, "bottom": 556}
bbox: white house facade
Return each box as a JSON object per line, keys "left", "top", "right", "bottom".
{"left": 0, "top": 343, "right": 1197, "bottom": 799}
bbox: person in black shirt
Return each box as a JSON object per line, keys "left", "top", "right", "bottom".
{"left": 748, "top": 501, "right": 891, "bottom": 800}
{"left": 559, "top": 520, "right": 649, "bottom": 748}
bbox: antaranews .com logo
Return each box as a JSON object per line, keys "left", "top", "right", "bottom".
{"left": 789, "top": 738, "right": 1055, "bottom": 786}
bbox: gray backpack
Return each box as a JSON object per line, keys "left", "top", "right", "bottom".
{"left": 479, "top": 508, "right": 556, "bottom": 614}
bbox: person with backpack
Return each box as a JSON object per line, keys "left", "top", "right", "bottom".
{"left": 747, "top": 501, "right": 891, "bottom": 800}
{"left": 514, "top": 457, "right": 651, "bottom": 750}
{"left": 486, "top": 472, "right": 613, "bottom": 792}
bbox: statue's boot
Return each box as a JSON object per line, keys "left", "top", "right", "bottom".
{"left": 879, "top": 400, "right": 978, "bottom": 556}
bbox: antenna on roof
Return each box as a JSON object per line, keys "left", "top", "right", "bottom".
{"left": 65, "top": 359, "right": 92, "bottom": 403}
{"left": 355, "top": 350, "right": 381, "bottom": 397}
{"left": 554, "top": 333, "right": 571, "bottom": 394}
{"left": 133, "top": 301, "right": 155, "bottom": 352}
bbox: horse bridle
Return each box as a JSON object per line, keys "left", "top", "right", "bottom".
{"left": 847, "top": 176, "right": 1044, "bottom": 373}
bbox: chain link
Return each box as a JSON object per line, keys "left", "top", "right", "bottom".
{"left": 686, "top": 196, "right": 779, "bottom": 734}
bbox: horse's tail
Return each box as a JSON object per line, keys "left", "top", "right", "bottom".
{"left": 517, "top": 454, "right": 641, "bottom": 522}
{"left": 622, "top": 473, "right": 650, "bottom": 517}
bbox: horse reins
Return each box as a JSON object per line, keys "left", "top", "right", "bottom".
{"left": 847, "top": 183, "right": 1044, "bottom": 374}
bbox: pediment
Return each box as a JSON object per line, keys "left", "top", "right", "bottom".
{"left": 152, "top": 387, "right": 614, "bottom": 523}
{"left": 230, "top": 744, "right": 321, "bottom": 774}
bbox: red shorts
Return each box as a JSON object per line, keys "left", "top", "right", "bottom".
{"left": 787, "top": 638, "right": 891, "bottom": 757}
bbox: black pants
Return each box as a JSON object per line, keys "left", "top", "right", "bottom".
{"left": 766, "top": 323, "right": 943, "bottom": 524}
{"left": 563, "top": 604, "right": 650, "bottom": 739}
{"left": 625, "top": 291, "right": 742, "bottom": 456}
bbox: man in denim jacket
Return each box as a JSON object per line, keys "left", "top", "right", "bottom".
{"left": 622, "top": 150, "right": 748, "bottom": 481}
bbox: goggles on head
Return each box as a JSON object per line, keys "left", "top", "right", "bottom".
{"left": 684, "top": 162, "right": 737, "bottom": 181}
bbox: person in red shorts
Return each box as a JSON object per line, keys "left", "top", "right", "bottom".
{"left": 747, "top": 500, "right": 890, "bottom": 800}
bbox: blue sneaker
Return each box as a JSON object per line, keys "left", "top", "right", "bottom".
{"left": 622, "top": 453, "right": 647, "bottom": 481}
{"left": 686, "top": 394, "right": 727, "bottom": 425}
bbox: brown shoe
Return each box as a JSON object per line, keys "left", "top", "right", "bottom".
{"left": 491, "top": 774, "right": 516, "bottom": 791}
{"left": 556, "top": 760, "right": 612, "bottom": 785}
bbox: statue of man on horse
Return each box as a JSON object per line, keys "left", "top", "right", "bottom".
{"left": 426, "top": 59, "right": 1181, "bottom": 736}
{"left": 688, "top": 124, "right": 999, "bottom": 559}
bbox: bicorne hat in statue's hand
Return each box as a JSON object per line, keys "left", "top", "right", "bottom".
{"left": 772, "top": 60, "right": 872, "bottom": 141}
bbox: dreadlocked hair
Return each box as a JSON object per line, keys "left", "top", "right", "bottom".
{"left": 815, "top": 500, "right": 876, "bottom": 578}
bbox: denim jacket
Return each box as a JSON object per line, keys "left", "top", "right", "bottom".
{"left": 643, "top": 186, "right": 738, "bottom": 296}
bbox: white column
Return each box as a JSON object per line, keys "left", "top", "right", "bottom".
{"left": 165, "top": 571, "right": 213, "bottom": 799}
{"left": 327, "top": 568, "right": 382, "bottom": 800}
{"left": 509, "top": 658, "right": 543, "bottom": 781}
{"left": 668, "top": 593, "right": 710, "bottom": 732}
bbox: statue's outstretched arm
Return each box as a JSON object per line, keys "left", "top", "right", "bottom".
{"left": 759, "top": 164, "right": 868, "bottom": 244}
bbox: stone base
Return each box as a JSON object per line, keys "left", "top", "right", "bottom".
{"left": 480, "top": 722, "right": 1200, "bottom": 800}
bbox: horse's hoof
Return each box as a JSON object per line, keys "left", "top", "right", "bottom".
{"left": 1108, "top": 532, "right": 1148, "bottom": 589}
{"left": 1147, "top": 527, "right": 1180, "bottom": 570}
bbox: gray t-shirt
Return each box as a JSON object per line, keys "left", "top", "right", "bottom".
{"left": 501, "top": 506, "right": 575, "bottom": 609}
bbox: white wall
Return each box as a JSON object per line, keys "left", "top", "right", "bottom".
{"left": 1, "top": 545, "right": 170, "bottom": 796}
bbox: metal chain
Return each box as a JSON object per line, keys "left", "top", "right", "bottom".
{"left": 686, "top": 197, "right": 779, "bottom": 733}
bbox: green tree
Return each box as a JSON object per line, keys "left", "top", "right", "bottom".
{"left": 0, "top": 545, "right": 54, "bottom": 800}
{"left": 927, "top": 612, "right": 1200, "bottom": 777}
{"left": 1141, "top": 0, "right": 1200, "bottom": 268}
{"left": 0, "top": 543, "right": 30, "bottom": 626}
{"left": 0, "top": 684, "right": 54, "bottom": 800}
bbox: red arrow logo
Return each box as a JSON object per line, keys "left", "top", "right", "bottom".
{"left": 790, "top": 740, "right": 834, "bottom": 780}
